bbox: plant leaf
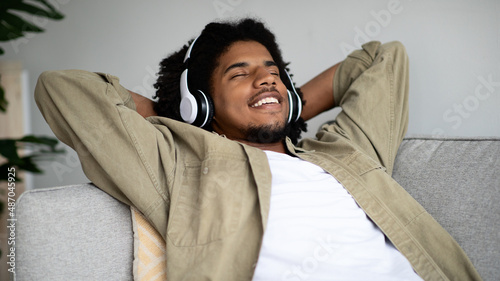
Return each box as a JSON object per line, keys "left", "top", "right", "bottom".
{"left": 8, "top": 1, "right": 64, "bottom": 20}
{"left": 0, "top": 155, "right": 44, "bottom": 175}
{"left": 15, "top": 155, "right": 44, "bottom": 173}
{"left": 0, "top": 135, "right": 64, "bottom": 162}
{"left": 0, "top": 139, "right": 21, "bottom": 162}
{"left": 0, "top": 0, "right": 65, "bottom": 45}
{"left": 0, "top": 82, "right": 7, "bottom": 112}
{"left": 0, "top": 135, "right": 66, "bottom": 183}
{"left": 0, "top": 21, "right": 24, "bottom": 41}
{"left": 2, "top": 12, "right": 44, "bottom": 33}
{"left": 19, "top": 135, "right": 61, "bottom": 151}
{"left": 28, "top": 0, "right": 65, "bottom": 19}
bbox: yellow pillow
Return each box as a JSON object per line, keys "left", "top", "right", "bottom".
{"left": 131, "top": 207, "right": 167, "bottom": 281}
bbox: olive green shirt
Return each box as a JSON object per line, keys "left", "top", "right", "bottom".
{"left": 35, "top": 41, "right": 481, "bottom": 280}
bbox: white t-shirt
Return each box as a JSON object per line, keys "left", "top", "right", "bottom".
{"left": 252, "top": 151, "right": 422, "bottom": 281}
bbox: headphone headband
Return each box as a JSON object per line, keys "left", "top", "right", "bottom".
{"left": 183, "top": 36, "right": 199, "bottom": 63}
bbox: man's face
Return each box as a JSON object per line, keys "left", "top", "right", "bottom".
{"left": 210, "top": 40, "right": 289, "bottom": 143}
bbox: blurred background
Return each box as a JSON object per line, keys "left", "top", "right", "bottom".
{"left": 1, "top": 0, "right": 499, "bottom": 189}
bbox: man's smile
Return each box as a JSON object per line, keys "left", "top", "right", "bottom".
{"left": 248, "top": 87, "right": 283, "bottom": 109}
{"left": 250, "top": 96, "right": 280, "bottom": 108}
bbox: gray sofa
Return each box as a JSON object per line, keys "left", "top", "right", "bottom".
{"left": 13, "top": 136, "right": 500, "bottom": 281}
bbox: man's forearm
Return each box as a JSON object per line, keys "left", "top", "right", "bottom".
{"left": 298, "top": 62, "right": 341, "bottom": 121}
{"left": 129, "top": 90, "right": 157, "bottom": 118}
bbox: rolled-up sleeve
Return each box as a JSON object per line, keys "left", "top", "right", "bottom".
{"left": 321, "top": 41, "right": 409, "bottom": 175}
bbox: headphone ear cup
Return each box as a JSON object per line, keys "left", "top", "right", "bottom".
{"left": 283, "top": 70, "right": 302, "bottom": 124}
{"left": 287, "top": 89, "right": 302, "bottom": 124}
{"left": 202, "top": 90, "right": 214, "bottom": 128}
{"left": 293, "top": 89, "right": 302, "bottom": 122}
{"left": 179, "top": 69, "right": 198, "bottom": 124}
{"left": 191, "top": 90, "right": 212, "bottom": 128}
{"left": 179, "top": 67, "right": 213, "bottom": 127}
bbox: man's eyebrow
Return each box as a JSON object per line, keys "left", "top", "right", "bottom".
{"left": 223, "top": 60, "right": 278, "bottom": 75}
{"left": 224, "top": 62, "right": 249, "bottom": 75}
{"left": 264, "top": 60, "right": 277, "bottom": 67}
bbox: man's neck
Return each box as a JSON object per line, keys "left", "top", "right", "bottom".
{"left": 212, "top": 126, "right": 287, "bottom": 153}
{"left": 236, "top": 139, "right": 287, "bottom": 154}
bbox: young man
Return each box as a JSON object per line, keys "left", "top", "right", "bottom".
{"left": 35, "top": 18, "right": 481, "bottom": 280}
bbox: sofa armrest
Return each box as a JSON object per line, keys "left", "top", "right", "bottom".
{"left": 14, "top": 183, "right": 134, "bottom": 280}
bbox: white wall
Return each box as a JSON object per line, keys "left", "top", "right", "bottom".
{"left": 1, "top": 0, "right": 498, "bottom": 188}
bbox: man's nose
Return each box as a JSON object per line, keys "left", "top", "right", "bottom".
{"left": 254, "top": 68, "right": 277, "bottom": 87}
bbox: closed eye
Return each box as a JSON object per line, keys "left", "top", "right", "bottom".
{"left": 231, "top": 73, "right": 247, "bottom": 79}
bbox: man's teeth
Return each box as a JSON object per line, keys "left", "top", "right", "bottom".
{"left": 251, "top": 97, "right": 279, "bottom": 107}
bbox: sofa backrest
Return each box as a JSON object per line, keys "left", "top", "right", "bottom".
{"left": 392, "top": 136, "right": 500, "bottom": 281}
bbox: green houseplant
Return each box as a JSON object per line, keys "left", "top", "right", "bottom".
{"left": 0, "top": 0, "right": 66, "bottom": 213}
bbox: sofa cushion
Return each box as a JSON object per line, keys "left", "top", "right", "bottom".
{"left": 392, "top": 136, "right": 500, "bottom": 281}
{"left": 15, "top": 183, "right": 134, "bottom": 280}
{"left": 131, "top": 207, "right": 166, "bottom": 280}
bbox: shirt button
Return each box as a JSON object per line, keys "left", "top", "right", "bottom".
{"left": 202, "top": 167, "right": 209, "bottom": 174}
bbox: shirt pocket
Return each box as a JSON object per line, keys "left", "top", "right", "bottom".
{"left": 167, "top": 156, "right": 247, "bottom": 247}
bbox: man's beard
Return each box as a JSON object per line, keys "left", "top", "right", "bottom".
{"left": 241, "top": 121, "right": 291, "bottom": 144}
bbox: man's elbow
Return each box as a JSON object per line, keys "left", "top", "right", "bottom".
{"left": 382, "top": 41, "right": 409, "bottom": 65}
{"left": 35, "top": 70, "right": 58, "bottom": 107}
